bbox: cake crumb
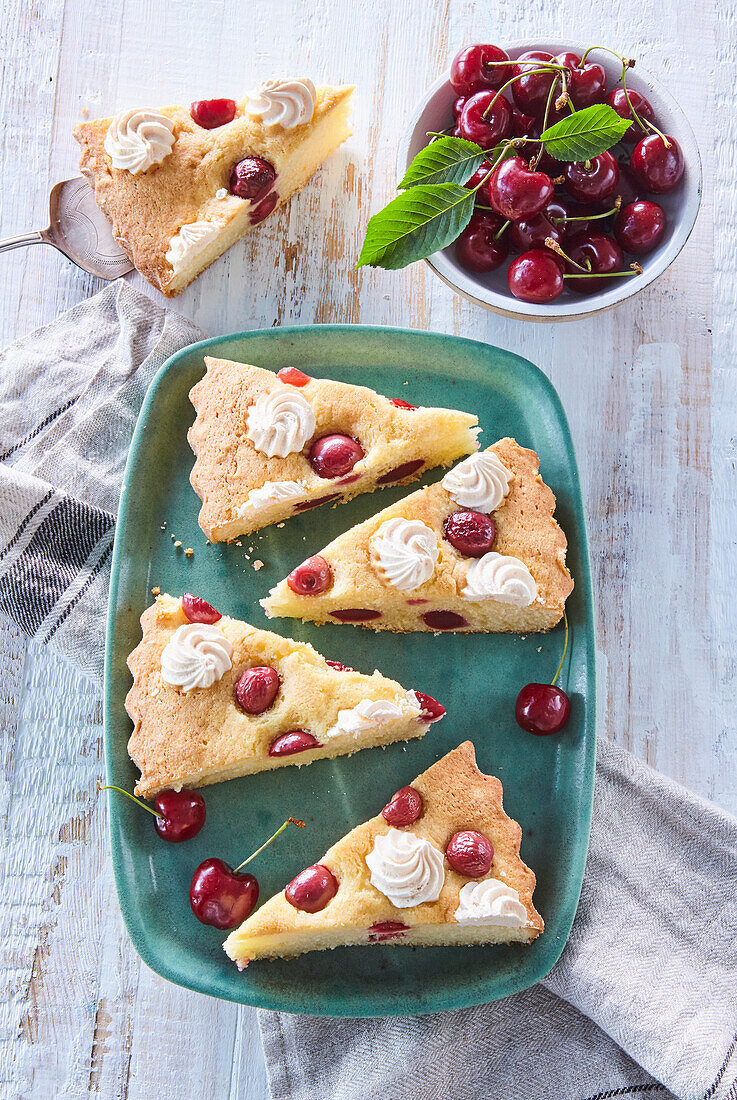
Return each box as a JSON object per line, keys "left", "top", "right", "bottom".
{"left": 277, "top": 523, "right": 285, "bottom": 528}
{"left": 174, "top": 539, "right": 182, "bottom": 548}
{"left": 253, "top": 559, "right": 264, "bottom": 571}
{"left": 184, "top": 547, "right": 194, "bottom": 557}
{"left": 151, "top": 586, "right": 160, "bottom": 595}
{"left": 236, "top": 540, "right": 242, "bottom": 546}
{"left": 161, "top": 522, "right": 167, "bottom": 529}
{"left": 81, "top": 105, "right": 88, "bottom": 116}
{"left": 537, "top": 646, "right": 542, "bottom": 652}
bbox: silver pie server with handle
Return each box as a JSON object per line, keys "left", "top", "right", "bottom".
{"left": 0, "top": 177, "right": 133, "bottom": 279}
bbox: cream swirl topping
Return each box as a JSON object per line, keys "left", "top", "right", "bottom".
{"left": 160, "top": 624, "right": 233, "bottom": 691}
{"left": 370, "top": 518, "right": 439, "bottom": 592}
{"left": 246, "top": 79, "right": 316, "bottom": 128}
{"left": 441, "top": 451, "right": 512, "bottom": 513}
{"left": 246, "top": 389, "right": 316, "bottom": 457}
{"left": 165, "top": 221, "right": 220, "bottom": 274}
{"left": 366, "top": 829, "right": 445, "bottom": 909}
{"left": 454, "top": 879, "right": 528, "bottom": 927}
{"left": 237, "top": 480, "right": 308, "bottom": 516}
{"left": 462, "top": 552, "right": 537, "bottom": 606}
{"left": 104, "top": 108, "right": 176, "bottom": 174}
{"left": 326, "top": 693, "right": 421, "bottom": 740}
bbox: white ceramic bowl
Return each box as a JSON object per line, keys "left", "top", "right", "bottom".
{"left": 398, "top": 40, "right": 702, "bottom": 321}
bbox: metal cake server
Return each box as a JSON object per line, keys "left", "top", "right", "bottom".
{"left": 0, "top": 177, "right": 133, "bottom": 280}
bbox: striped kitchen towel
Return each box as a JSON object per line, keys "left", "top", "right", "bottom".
{"left": 0, "top": 281, "right": 202, "bottom": 681}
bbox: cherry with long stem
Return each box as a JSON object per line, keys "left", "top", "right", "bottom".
{"left": 99, "top": 782, "right": 206, "bottom": 842}
{"left": 515, "top": 612, "right": 571, "bottom": 735}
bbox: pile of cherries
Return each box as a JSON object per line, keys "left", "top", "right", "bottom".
{"left": 448, "top": 44, "right": 684, "bottom": 303}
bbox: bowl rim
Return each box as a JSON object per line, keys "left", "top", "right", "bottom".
{"left": 397, "top": 40, "right": 703, "bottom": 321}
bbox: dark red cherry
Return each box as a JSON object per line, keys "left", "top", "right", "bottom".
{"left": 630, "top": 134, "right": 684, "bottom": 194}
{"left": 564, "top": 152, "right": 619, "bottom": 203}
{"left": 508, "top": 250, "right": 564, "bottom": 303}
{"left": 565, "top": 231, "right": 625, "bottom": 294}
{"left": 464, "top": 160, "right": 493, "bottom": 194}
{"left": 412, "top": 691, "right": 446, "bottom": 723}
{"left": 616, "top": 159, "right": 647, "bottom": 206}
{"left": 277, "top": 366, "right": 311, "bottom": 387}
{"left": 614, "top": 200, "right": 666, "bottom": 255}
{"left": 488, "top": 156, "right": 554, "bottom": 221}
{"left": 606, "top": 88, "right": 654, "bottom": 144}
{"left": 230, "top": 156, "right": 277, "bottom": 201}
{"left": 294, "top": 492, "right": 342, "bottom": 512}
{"left": 455, "top": 212, "right": 508, "bottom": 273}
{"left": 509, "top": 211, "right": 563, "bottom": 252}
{"left": 511, "top": 105, "right": 536, "bottom": 137}
{"left": 376, "top": 459, "right": 425, "bottom": 485}
{"left": 458, "top": 90, "right": 512, "bottom": 149}
{"left": 389, "top": 397, "right": 417, "bottom": 410}
{"left": 516, "top": 682, "right": 570, "bottom": 734}
{"left": 445, "top": 830, "right": 494, "bottom": 877}
{"left": 555, "top": 52, "right": 607, "bottom": 109}
{"left": 285, "top": 864, "right": 338, "bottom": 912}
{"left": 182, "top": 593, "right": 222, "bottom": 624}
{"left": 453, "top": 96, "right": 466, "bottom": 120}
{"left": 287, "top": 555, "right": 333, "bottom": 595}
{"left": 268, "top": 730, "right": 320, "bottom": 756}
{"left": 308, "top": 434, "right": 364, "bottom": 479}
{"left": 235, "top": 666, "right": 280, "bottom": 714}
{"left": 189, "top": 858, "right": 258, "bottom": 928}
{"left": 329, "top": 608, "right": 382, "bottom": 622}
{"left": 511, "top": 50, "right": 556, "bottom": 116}
{"left": 153, "top": 789, "right": 206, "bottom": 842}
{"left": 422, "top": 610, "right": 468, "bottom": 630}
{"left": 382, "top": 785, "right": 424, "bottom": 826}
{"left": 191, "top": 98, "right": 237, "bottom": 129}
{"left": 544, "top": 197, "right": 602, "bottom": 241}
{"left": 326, "top": 659, "right": 353, "bottom": 672}
{"left": 450, "top": 43, "right": 513, "bottom": 95}
{"left": 443, "top": 510, "right": 495, "bottom": 556}
{"left": 368, "top": 920, "right": 409, "bottom": 941}
{"left": 250, "top": 192, "right": 278, "bottom": 223}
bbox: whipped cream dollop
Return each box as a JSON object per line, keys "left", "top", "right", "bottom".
{"left": 104, "top": 108, "right": 176, "bottom": 174}
{"left": 237, "top": 480, "right": 308, "bottom": 516}
{"left": 441, "top": 451, "right": 512, "bottom": 514}
{"left": 246, "top": 389, "right": 316, "bottom": 457}
{"left": 160, "top": 623, "right": 233, "bottom": 691}
{"left": 462, "top": 552, "right": 537, "bottom": 606}
{"left": 165, "top": 221, "right": 220, "bottom": 274}
{"left": 247, "top": 79, "right": 316, "bottom": 128}
{"left": 326, "top": 692, "right": 420, "bottom": 740}
{"left": 370, "top": 518, "right": 439, "bottom": 592}
{"left": 366, "top": 828, "right": 445, "bottom": 909}
{"left": 454, "top": 879, "right": 528, "bottom": 927}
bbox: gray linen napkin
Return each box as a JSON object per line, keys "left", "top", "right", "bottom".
{"left": 1, "top": 286, "right": 735, "bottom": 1100}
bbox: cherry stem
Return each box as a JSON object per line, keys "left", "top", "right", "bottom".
{"left": 98, "top": 782, "right": 164, "bottom": 818}
{"left": 233, "top": 817, "right": 306, "bottom": 873}
{"left": 578, "top": 46, "right": 670, "bottom": 148}
{"left": 564, "top": 265, "right": 642, "bottom": 279}
{"left": 544, "top": 236, "right": 589, "bottom": 272}
{"left": 551, "top": 611, "right": 569, "bottom": 687}
{"left": 551, "top": 198, "right": 621, "bottom": 224}
{"left": 494, "top": 218, "right": 510, "bottom": 239}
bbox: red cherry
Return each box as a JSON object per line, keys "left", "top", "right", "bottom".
{"left": 285, "top": 863, "right": 338, "bottom": 912}
{"left": 368, "top": 920, "right": 409, "bottom": 941}
{"left": 382, "top": 785, "right": 424, "bottom": 826}
{"left": 511, "top": 50, "right": 556, "bottom": 115}
{"left": 445, "top": 830, "right": 494, "bottom": 877}
{"left": 488, "top": 156, "right": 554, "bottom": 221}
{"left": 189, "top": 858, "right": 258, "bottom": 929}
{"left": 509, "top": 211, "right": 563, "bottom": 253}
{"left": 508, "top": 250, "right": 564, "bottom": 304}
{"left": 443, "top": 510, "right": 495, "bottom": 556}
{"left": 250, "top": 192, "right": 278, "bottom": 224}
{"left": 450, "top": 44, "right": 512, "bottom": 95}
{"left": 458, "top": 90, "right": 512, "bottom": 150}
{"left": 190, "top": 98, "right": 237, "bottom": 129}
{"left": 511, "top": 105, "right": 536, "bottom": 137}
{"left": 329, "top": 608, "right": 382, "bottom": 622}
{"left": 277, "top": 366, "right": 311, "bottom": 387}
{"left": 565, "top": 231, "right": 625, "bottom": 294}
{"left": 516, "top": 682, "right": 570, "bottom": 734}
{"left": 564, "top": 152, "right": 619, "bottom": 203}
{"left": 229, "top": 156, "right": 277, "bottom": 201}
{"left": 455, "top": 212, "right": 509, "bottom": 273}
{"left": 376, "top": 459, "right": 425, "bottom": 485}
{"left": 326, "top": 659, "right": 353, "bottom": 671}
{"left": 268, "top": 730, "right": 320, "bottom": 756}
{"left": 412, "top": 691, "right": 446, "bottom": 723}
{"left": 464, "top": 160, "right": 493, "bottom": 194}
{"left": 294, "top": 492, "right": 342, "bottom": 512}
{"left": 287, "top": 555, "right": 333, "bottom": 595}
{"left": 422, "top": 609, "right": 468, "bottom": 630}
{"left": 308, "top": 434, "right": 364, "bottom": 479}
{"left": 153, "top": 789, "right": 206, "bottom": 842}
{"left": 389, "top": 398, "right": 417, "bottom": 410}
{"left": 555, "top": 52, "right": 606, "bottom": 109}
{"left": 630, "top": 134, "right": 684, "bottom": 194}
{"left": 235, "top": 666, "right": 280, "bottom": 714}
{"left": 616, "top": 159, "right": 647, "bottom": 206}
{"left": 614, "top": 200, "right": 666, "bottom": 255}
{"left": 606, "top": 88, "right": 654, "bottom": 144}
{"left": 181, "top": 593, "right": 222, "bottom": 624}
{"left": 543, "top": 197, "right": 601, "bottom": 242}
{"left": 453, "top": 96, "right": 466, "bottom": 120}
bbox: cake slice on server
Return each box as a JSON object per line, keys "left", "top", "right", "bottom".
{"left": 74, "top": 79, "right": 353, "bottom": 296}
{"left": 188, "top": 358, "right": 480, "bottom": 541}
{"left": 126, "top": 593, "right": 444, "bottom": 798}
{"left": 224, "top": 741, "right": 543, "bottom": 966}
{"left": 261, "top": 437, "right": 573, "bottom": 633}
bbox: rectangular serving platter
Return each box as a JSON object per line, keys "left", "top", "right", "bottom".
{"left": 104, "top": 324, "right": 595, "bottom": 1017}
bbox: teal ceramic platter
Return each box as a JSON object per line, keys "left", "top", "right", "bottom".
{"left": 104, "top": 324, "right": 595, "bottom": 1017}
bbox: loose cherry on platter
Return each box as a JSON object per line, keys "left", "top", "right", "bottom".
{"left": 389, "top": 397, "right": 417, "bottom": 410}
{"left": 444, "top": 510, "right": 495, "bottom": 556}
{"left": 182, "top": 593, "right": 222, "bottom": 624}
{"left": 511, "top": 50, "right": 557, "bottom": 116}
{"left": 606, "top": 87, "right": 655, "bottom": 143}
{"left": 268, "top": 730, "right": 320, "bottom": 756}
{"left": 555, "top": 51, "right": 607, "bottom": 109}
{"left": 488, "top": 156, "right": 554, "bottom": 221}
{"left": 457, "top": 90, "right": 512, "bottom": 149}
{"left": 308, "top": 433, "right": 364, "bottom": 478}
{"left": 235, "top": 666, "right": 280, "bottom": 714}
{"left": 510, "top": 211, "right": 564, "bottom": 253}
{"left": 450, "top": 43, "right": 513, "bottom": 95}
{"left": 445, "top": 830, "right": 494, "bottom": 878}
{"left": 277, "top": 366, "right": 311, "bottom": 387}
{"left": 229, "top": 156, "right": 277, "bottom": 201}
{"left": 98, "top": 783, "right": 206, "bottom": 843}
{"left": 455, "top": 212, "right": 509, "bottom": 273}
{"left": 516, "top": 609, "right": 571, "bottom": 735}
{"left": 564, "top": 152, "right": 620, "bottom": 204}
{"left": 564, "top": 231, "right": 625, "bottom": 294}
{"left": 630, "top": 134, "right": 684, "bottom": 194}
{"left": 382, "top": 785, "right": 424, "bottom": 826}
{"left": 614, "top": 200, "right": 666, "bottom": 255}
{"left": 190, "top": 98, "right": 237, "bottom": 129}
{"left": 287, "top": 554, "right": 333, "bottom": 596}
{"left": 412, "top": 691, "right": 446, "bottom": 723}
{"left": 285, "top": 863, "right": 338, "bottom": 912}
{"left": 190, "top": 817, "right": 305, "bottom": 928}
{"left": 508, "top": 250, "right": 564, "bottom": 304}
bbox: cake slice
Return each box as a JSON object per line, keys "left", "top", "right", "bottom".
{"left": 188, "top": 358, "right": 480, "bottom": 541}
{"left": 74, "top": 80, "right": 353, "bottom": 296}
{"left": 224, "top": 741, "right": 543, "bottom": 966}
{"left": 126, "top": 593, "right": 443, "bottom": 798}
{"left": 261, "top": 438, "right": 573, "bottom": 633}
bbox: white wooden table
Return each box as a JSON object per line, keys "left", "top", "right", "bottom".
{"left": 1, "top": 1, "right": 733, "bottom": 1096}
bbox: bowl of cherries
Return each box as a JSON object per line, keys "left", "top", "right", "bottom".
{"left": 377, "top": 40, "right": 701, "bottom": 321}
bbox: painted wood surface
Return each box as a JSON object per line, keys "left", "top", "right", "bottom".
{"left": 0, "top": 0, "right": 733, "bottom": 1097}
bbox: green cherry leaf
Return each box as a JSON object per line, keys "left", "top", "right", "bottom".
{"left": 356, "top": 183, "right": 476, "bottom": 270}
{"left": 540, "top": 103, "right": 632, "bottom": 161}
{"left": 398, "top": 136, "right": 486, "bottom": 188}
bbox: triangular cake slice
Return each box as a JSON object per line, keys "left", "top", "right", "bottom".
{"left": 188, "top": 358, "right": 480, "bottom": 541}
{"left": 126, "top": 593, "right": 443, "bottom": 797}
{"left": 261, "top": 438, "right": 573, "bottom": 633}
{"left": 74, "top": 80, "right": 353, "bottom": 296}
{"left": 224, "top": 741, "right": 543, "bottom": 966}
